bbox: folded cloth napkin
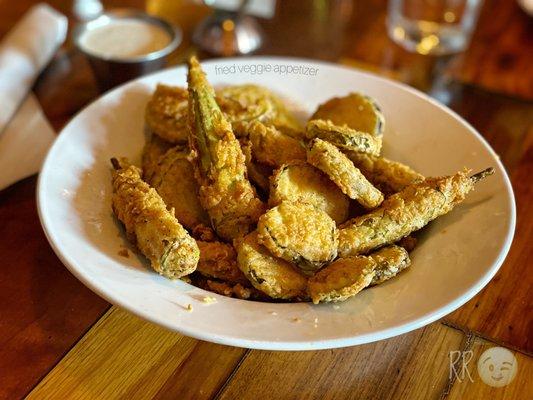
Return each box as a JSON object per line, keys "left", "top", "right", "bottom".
{"left": 0, "top": 3, "right": 68, "bottom": 190}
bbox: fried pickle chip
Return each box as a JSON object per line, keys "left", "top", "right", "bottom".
{"left": 257, "top": 201, "right": 338, "bottom": 272}
{"left": 307, "top": 256, "right": 377, "bottom": 304}
{"left": 142, "top": 135, "right": 175, "bottom": 183}
{"left": 368, "top": 245, "right": 411, "bottom": 286}
{"left": 307, "top": 138, "right": 384, "bottom": 209}
{"left": 236, "top": 232, "right": 308, "bottom": 300}
{"left": 149, "top": 147, "right": 210, "bottom": 230}
{"left": 196, "top": 241, "right": 248, "bottom": 284}
{"left": 240, "top": 138, "right": 273, "bottom": 193}
{"left": 311, "top": 92, "right": 385, "bottom": 137}
{"left": 269, "top": 161, "right": 349, "bottom": 224}
{"left": 145, "top": 84, "right": 189, "bottom": 144}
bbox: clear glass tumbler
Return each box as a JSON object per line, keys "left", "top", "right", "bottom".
{"left": 387, "top": 0, "right": 483, "bottom": 55}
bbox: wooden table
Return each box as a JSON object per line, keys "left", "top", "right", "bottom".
{"left": 0, "top": 1, "right": 531, "bottom": 399}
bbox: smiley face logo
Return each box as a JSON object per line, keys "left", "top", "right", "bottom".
{"left": 477, "top": 347, "right": 518, "bottom": 387}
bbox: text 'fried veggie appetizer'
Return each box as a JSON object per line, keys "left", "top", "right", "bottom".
{"left": 306, "top": 119, "right": 382, "bottom": 156}
{"left": 236, "top": 232, "right": 308, "bottom": 300}
{"left": 269, "top": 161, "right": 350, "bottom": 224}
{"left": 338, "top": 168, "right": 494, "bottom": 257}
{"left": 311, "top": 92, "right": 385, "bottom": 137}
{"left": 368, "top": 245, "right": 411, "bottom": 286}
{"left": 307, "top": 138, "right": 384, "bottom": 209}
{"left": 257, "top": 201, "right": 338, "bottom": 272}
{"left": 187, "top": 57, "right": 265, "bottom": 241}
{"left": 307, "top": 256, "right": 377, "bottom": 304}
{"left": 111, "top": 158, "right": 199, "bottom": 279}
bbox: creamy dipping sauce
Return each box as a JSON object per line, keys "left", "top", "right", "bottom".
{"left": 79, "top": 19, "right": 172, "bottom": 59}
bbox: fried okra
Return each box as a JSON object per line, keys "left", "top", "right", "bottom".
{"left": 110, "top": 158, "right": 199, "bottom": 279}
{"left": 196, "top": 240, "right": 248, "bottom": 284}
{"left": 148, "top": 147, "right": 210, "bottom": 230}
{"left": 306, "top": 119, "right": 382, "bottom": 156}
{"left": 307, "top": 256, "right": 377, "bottom": 304}
{"left": 338, "top": 168, "right": 494, "bottom": 257}
{"left": 269, "top": 161, "right": 349, "bottom": 224}
{"left": 310, "top": 92, "right": 385, "bottom": 137}
{"left": 307, "top": 138, "right": 384, "bottom": 209}
{"left": 257, "top": 201, "right": 338, "bottom": 272}
{"left": 236, "top": 232, "right": 308, "bottom": 300}
{"left": 187, "top": 57, "right": 265, "bottom": 241}
{"left": 368, "top": 245, "right": 411, "bottom": 286}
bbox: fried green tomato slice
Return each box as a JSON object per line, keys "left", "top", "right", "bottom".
{"left": 306, "top": 119, "right": 382, "bottom": 155}
{"left": 269, "top": 161, "right": 349, "bottom": 224}
{"left": 111, "top": 158, "right": 199, "bottom": 279}
{"left": 368, "top": 245, "right": 411, "bottom": 286}
{"left": 196, "top": 240, "right": 248, "bottom": 285}
{"left": 248, "top": 121, "right": 306, "bottom": 167}
{"left": 236, "top": 232, "right": 308, "bottom": 300}
{"left": 148, "top": 147, "right": 210, "bottom": 230}
{"left": 142, "top": 135, "right": 175, "bottom": 183}
{"left": 307, "top": 138, "right": 384, "bottom": 209}
{"left": 310, "top": 92, "right": 385, "bottom": 137}
{"left": 145, "top": 84, "right": 189, "bottom": 144}
{"left": 307, "top": 256, "right": 377, "bottom": 304}
{"left": 257, "top": 201, "right": 338, "bottom": 272}
{"left": 338, "top": 168, "right": 494, "bottom": 257}
{"left": 345, "top": 151, "right": 424, "bottom": 195}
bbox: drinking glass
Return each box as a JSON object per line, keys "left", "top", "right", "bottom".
{"left": 387, "top": 0, "right": 483, "bottom": 55}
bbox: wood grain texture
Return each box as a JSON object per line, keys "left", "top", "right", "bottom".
{"left": 27, "top": 307, "right": 246, "bottom": 400}
{"left": 217, "top": 323, "right": 465, "bottom": 400}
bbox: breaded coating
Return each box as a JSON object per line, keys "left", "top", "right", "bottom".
{"left": 307, "top": 256, "right": 377, "bottom": 304}
{"left": 204, "top": 279, "right": 265, "bottom": 300}
{"left": 196, "top": 240, "right": 248, "bottom": 284}
{"left": 345, "top": 151, "right": 424, "bottom": 194}
{"left": 307, "top": 138, "right": 384, "bottom": 209}
{"left": 368, "top": 245, "right": 411, "bottom": 285}
{"left": 338, "top": 168, "right": 494, "bottom": 257}
{"left": 240, "top": 139, "right": 273, "bottom": 193}
{"left": 187, "top": 57, "right": 265, "bottom": 241}
{"left": 269, "top": 161, "right": 349, "bottom": 224}
{"left": 306, "top": 119, "right": 382, "bottom": 156}
{"left": 311, "top": 92, "right": 385, "bottom": 137}
{"left": 248, "top": 121, "right": 306, "bottom": 167}
{"left": 141, "top": 135, "right": 174, "bottom": 183}
{"left": 145, "top": 84, "right": 189, "bottom": 144}
{"left": 148, "top": 147, "right": 210, "bottom": 230}
{"left": 236, "top": 232, "right": 308, "bottom": 300}
{"left": 396, "top": 235, "right": 417, "bottom": 252}
{"left": 257, "top": 201, "right": 338, "bottom": 272}
{"left": 110, "top": 158, "right": 199, "bottom": 279}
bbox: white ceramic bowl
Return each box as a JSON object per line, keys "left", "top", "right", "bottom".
{"left": 37, "top": 57, "right": 515, "bottom": 350}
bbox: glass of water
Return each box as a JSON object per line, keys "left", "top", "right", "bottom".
{"left": 387, "top": 0, "right": 483, "bottom": 55}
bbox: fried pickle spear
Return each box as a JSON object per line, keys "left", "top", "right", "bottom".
{"left": 248, "top": 121, "right": 306, "bottom": 167}
{"left": 368, "top": 245, "right": 411, "bottom": 286}
{"left": 257, "top": 201, "right": 338, "bottom": 272}
{"left": 110, "top": 158, "right": 199, "bottom": 279}
{"left": 306, "top": 119, "right": 382, "bottom": 156}
{"left": 307, "top": 256, "right": 377, "bottom": 304}
{"left": 307, "top": 138, "right": 384, "bottom": 209}
{"left": 338, "top": 168, "right": 494, "bottom": 257}
{"left": 187, "top": 57, "right": 265, "bottom": 241}
{"left": 269, "top": 161, "right": 349, "bottom": 224}
{"left": 345, "top": 150, "right": 424, "bottom": 194}
{"left": 236, "top": 232, "right": 308, "bottom": 300}
{"left": 148, "top": 147, "right": 210, "bottom": 230}
{"left": 196, "top": 240, "right": 249, "bottom": 284}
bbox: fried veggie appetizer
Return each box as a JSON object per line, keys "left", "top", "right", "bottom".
{"left": 306, "top": 119, "right": 382, "bottom": 156}
{"left": 338, "top": 168, "right": 494, "bottom": 257}
{"left": 196, "top": 240, "right": 248, "bottom": 284}
{"left": 307, "top": 256, "right": 377, "bottom": 304}
{"left": 368, "top": 245, "right": 411, "bottom": 286}
{"left": 345, "top": 150, "right": 424, "bottom": 194}
{"left": 240, "top": 139, "right": 272, "bottom": 193}
{"left": 307, "top": 138, "right": 384, "bottom": 209}
{"left": 311, "top": 92, "right": 385, "bottom": 137}
{"left": 187, "top": 57, "right": 265, "bottom": 241}
{"left": 236, "top": 232, "right": 308, "bottom": 300}
{"left": 148, "top": 147, "right": 210, "bottom": 230}
{"left": 110, "top": 158, "right": 199, "bottom": 279}
{"left": 257, "top": 201, "right": 338, "bottom": 272}
{"left": 248, "top": 121, "right": 306, "bottom": 167}
{"left": 145, "top": 84, "right": 189, "bottom": 144}
{"left": 141, "top": 135, "right": 175, "bottom": 183}
{"left": 269, "top": 161, "right": 349, "bottom": 224}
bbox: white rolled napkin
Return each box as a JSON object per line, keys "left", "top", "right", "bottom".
{"left": 0, "top": 3, "right": 68, "bottom": 190}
